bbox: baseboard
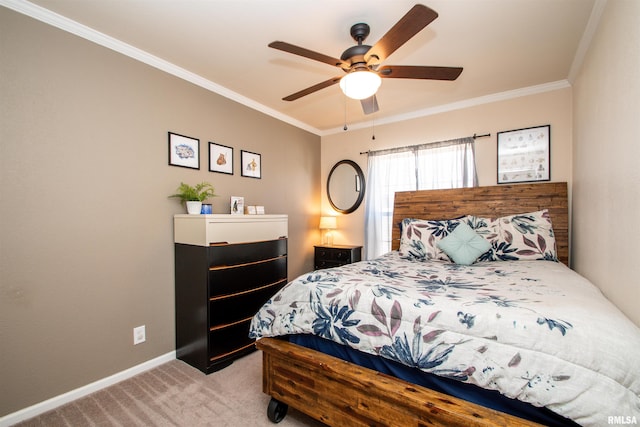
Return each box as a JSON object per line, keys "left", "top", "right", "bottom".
{"left": 0, "top": 351, "right": 176, "bottom": 427}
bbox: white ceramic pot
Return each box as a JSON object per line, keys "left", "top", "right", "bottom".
{"left": 186, "top": 201, "right": 202, "bottom": 215}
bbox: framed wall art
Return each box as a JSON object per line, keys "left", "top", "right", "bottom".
{"left": 241, "top": 150, "right": 261, "bottom": 179}
{"left": 209, "top": 142, "right": 233, "bottom": 174}
{"left": 497, "top": 125, "right": 550, "bottom": 184}
{"left": 168, "top": 132, "right": 199, "bottom": 169}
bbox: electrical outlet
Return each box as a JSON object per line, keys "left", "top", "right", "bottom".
{"left": 133, "top": 325, "right": 146, "bottom": 345}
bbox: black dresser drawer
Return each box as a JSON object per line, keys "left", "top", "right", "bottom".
{"left": 209, "top": 256, "right": 287, "bottom": 297}
{"left": 316, "top": 248, "right": 352, "bottom": 262}
{"left": 208, "top": 238, "right": 287, "bottom": 267}
{"left": 314, "top": 245, "right": 362, "bottom": 270}
{"left": 209, "top": 280, "right": 286, "bottom": 325}
{"left": 208, "top": 320, "right": 254, "bottom": 360}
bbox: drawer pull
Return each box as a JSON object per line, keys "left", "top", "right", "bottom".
{"left": 210, "top": 279, "right": 286, "bottom": 301}
{"left": 210, "top": 255, "right": 285, "bottom": 270}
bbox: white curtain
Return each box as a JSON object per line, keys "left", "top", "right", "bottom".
{"left": 364, "top": 137, "right": 477, "bottom": 259}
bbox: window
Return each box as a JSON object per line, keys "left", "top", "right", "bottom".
{"left": 364, "top": 137, "right": 477, "bottom": 259}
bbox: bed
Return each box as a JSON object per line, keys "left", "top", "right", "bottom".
{"left": 250, "top": 182, "right": 640, "bottom": 426}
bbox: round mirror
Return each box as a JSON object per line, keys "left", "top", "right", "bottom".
{"left": 327, "top": 160, "right": 365, "bottom": 214}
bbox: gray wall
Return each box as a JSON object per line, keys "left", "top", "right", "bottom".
{"left": 0, "top": 7, "right": 320, "bottom": 415}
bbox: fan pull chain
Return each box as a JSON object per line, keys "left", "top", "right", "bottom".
{"left": 371, "top": 97, "right": 376, "bottom": 140}
{"left": 343, "top": 93, "right": 348, "bottom": 131}
{"left": 371, "top": 119, "right": 375, "bottom": 140}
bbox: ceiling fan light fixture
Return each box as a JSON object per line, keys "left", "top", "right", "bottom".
{"left": 340, "top": 70, "right": 381, "bottom": 100}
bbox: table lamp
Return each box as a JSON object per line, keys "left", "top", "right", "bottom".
{"left": 319, "top": 216, "right": 337, "bottom": 246}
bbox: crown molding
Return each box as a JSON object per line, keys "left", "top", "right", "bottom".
{"left": 1, "top": 0, "right": 321, "bottom": 135}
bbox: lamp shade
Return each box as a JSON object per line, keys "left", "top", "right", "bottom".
{"left": 319, "top": 216, "right": 337, "bottom": 230}
{"left": 339, "top": 70, "right": 381, "bottom": 100}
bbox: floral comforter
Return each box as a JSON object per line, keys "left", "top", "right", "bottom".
{"left": 250, "top": 252, "right": 640, "bottom": 426}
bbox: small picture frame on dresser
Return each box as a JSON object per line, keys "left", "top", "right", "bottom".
{"left": 230, "top": 196, "right": 244, "bottom": 215}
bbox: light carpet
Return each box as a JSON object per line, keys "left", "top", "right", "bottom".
{"left": 15, "top": 351, "right": 324, "bottom": 426}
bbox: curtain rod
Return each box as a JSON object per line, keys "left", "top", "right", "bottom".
{"left": 359, "top": 133, "right": 491, "bottom": 155}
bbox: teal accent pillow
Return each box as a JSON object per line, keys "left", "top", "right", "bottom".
{"left": 437, "top": 222, "right": 491, "bottom": 265}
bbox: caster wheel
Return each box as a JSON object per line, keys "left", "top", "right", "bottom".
{"left": 267, "top": 397, "right": 288, "bottom": 423}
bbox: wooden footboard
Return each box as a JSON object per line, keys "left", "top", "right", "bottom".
{"left": 256, "top": 337, "right": 542, "bottom": 427}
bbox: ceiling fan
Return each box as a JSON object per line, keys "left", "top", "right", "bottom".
{"left": 269, "top": 4, "right": 463, "bottom": 115}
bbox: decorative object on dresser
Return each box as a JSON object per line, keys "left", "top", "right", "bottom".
{"left": 318, "top": 216, "right": 337, "bottom": 245}
{"left": 169, "top": 181, "right": 217, "bottom": 215}
{"left": 314, "top": 244, "right": 362, "bottom": 270}
{"left": 230, "top": 196, "right": 244, "bottom": 215}
{"left": 174, "top": 214, "right": 288, "bottom": 373}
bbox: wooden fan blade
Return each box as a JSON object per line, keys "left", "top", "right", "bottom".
{"left": 379, "top": 65, "right": 463, "bottom": 80}
{"left": 282, "top": 77, "right": 342, "bottom": 101}
{"left": 361, "top": 95, "right": 379, "bottom": 115}
{"left": 269, "top": 41, "right": 346, "bottom": 68}
{"left": 365, "top": 4, "right": 438, "bottom": 64}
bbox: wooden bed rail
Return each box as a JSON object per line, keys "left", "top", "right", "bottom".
{"left": 257, "top": 338, "right": 543, "bottom": 427}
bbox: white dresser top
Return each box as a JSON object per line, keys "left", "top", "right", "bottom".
{"left": 174, "top": 214, "right": 288, "bottom": 246}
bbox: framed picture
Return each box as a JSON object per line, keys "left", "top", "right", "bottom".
{"left": 230, "top": 196, "right": 244, "bottom": 215}
{"left": 497, "top": 125, "right": 550, "bottom": 184}
{"left": 241, "top": 150, "right": 261, "bottom": 179}
{"left": 168, "top": 132, "right": 199, "bottom": 169}
{"left": 209, "top": 142, "right": 233, "bottom": 174}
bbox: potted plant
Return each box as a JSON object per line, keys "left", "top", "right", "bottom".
{"left": 169, "top": 182, "right": 216, "bottom": 214}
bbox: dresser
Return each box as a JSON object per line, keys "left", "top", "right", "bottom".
{"left": 174, "top": 214, "right": 288, "bottom": 374}
{"left": 314, "top": 244, "right": 362, "bottom": 270}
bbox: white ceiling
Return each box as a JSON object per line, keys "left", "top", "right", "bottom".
{"left": 6, "top": 0, "right": 599, "bottom": 135}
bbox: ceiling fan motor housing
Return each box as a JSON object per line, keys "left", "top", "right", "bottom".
{"left": 350, "top": 22, "right": 370, "bottom": 42}
{"left": 341, "top": 23, "right": 376, "bottom": 69}
{"left": 340, "top": 45, "right": 372, "bottom": 66}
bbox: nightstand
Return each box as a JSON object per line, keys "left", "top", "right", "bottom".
{"left": 314, "top": 245, "right": 362, "bottom": 270}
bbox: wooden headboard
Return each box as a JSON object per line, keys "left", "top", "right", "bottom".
{"left": 391, "top": 182, "right": 569, "bottom": 265}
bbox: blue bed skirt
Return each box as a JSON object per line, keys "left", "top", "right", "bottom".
{"left": 289, "top": 334, "right": 578, "bottom": 427}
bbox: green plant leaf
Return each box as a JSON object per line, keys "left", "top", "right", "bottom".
{"left": 169, "top": 182, "right": 217, "bottom": 202}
